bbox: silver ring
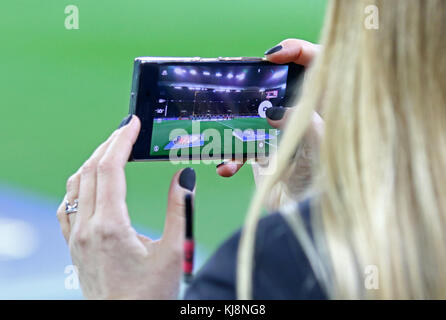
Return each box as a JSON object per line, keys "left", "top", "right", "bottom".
{"left": 65, "top": 199, "right": 78, "bottom": 215}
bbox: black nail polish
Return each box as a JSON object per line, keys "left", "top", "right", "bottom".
{"left": 118, "top": 114, "right": 133, "bottom": 128}
{"left": 266, "top": 107, "right": 286, "bottom": 120}
{"left": 179, "top": 168, "right": 196, "bottom": 191}
{"left": 264, "top": 45, "right": 283, "bottom": 55}
{"left": 216, "top": 161, "right": 226, "bottom": 169}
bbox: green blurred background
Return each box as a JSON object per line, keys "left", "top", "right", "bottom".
{"left": 0, "top": 0, "right": 326, "bottom": 298}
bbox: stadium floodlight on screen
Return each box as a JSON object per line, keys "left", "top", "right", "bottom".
{"left": 128, "top": 57, "right": 304, "bottom": 163}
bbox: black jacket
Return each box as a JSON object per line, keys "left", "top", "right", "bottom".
{"left": 184, "top": 200, "right": 326, "bottom": 299}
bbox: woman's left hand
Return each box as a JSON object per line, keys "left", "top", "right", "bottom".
{"left": 216, "top": 39, "right": 323, "bottom": 180}
{"left": 56, "top": 115, "right": 196, "bottom": 299}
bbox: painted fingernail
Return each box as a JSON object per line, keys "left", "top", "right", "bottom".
{"left": 216, "top": 161, "right": 227, "bottom": 169}
{"left": 118, "top": 114, "right": 133, "bottom": 128}
{"left": 266, "top": 107, "right": 286, "bottom": 120}
{"left": 264, "top": 45, "right": 283, "bottom": 55}
{"left": 179, "top": 168, "right": 196, "bottom": 191}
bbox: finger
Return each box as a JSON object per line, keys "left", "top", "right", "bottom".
{"left": 56, "top": 194, "right": 70, "bottom": 243}
{"left": 162, "top": 168, "right": 196, "bottom": 250}
{"left": 265, "top": 39, "right": 321, "bottom": 67}
{"left": 94, "top": 115, "right": 141, "bottom": 222}
{"left": 73, "top": 125, "right": 122, "bottom": 231}
{"left": 266, "top": 107, "right": 292, "bottom": 129}
{"left": 216, "top": 160, "right": 245, "bottom": 177}
{"left": 66, "top": 172, "right": 81, "bottom": 229}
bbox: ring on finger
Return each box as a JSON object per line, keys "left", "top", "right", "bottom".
{"left": 65, "top": 199, "right": 79, "bottom": 215}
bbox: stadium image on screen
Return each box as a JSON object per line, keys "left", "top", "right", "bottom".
{"left": 149, "top": 64, "right": 289, "bottom": 157}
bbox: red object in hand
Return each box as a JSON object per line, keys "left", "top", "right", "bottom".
{"left": 183, "top": 239, "right": 194, "bottom": 275}
{"left": 183, "top": 194, "right": 194, "bottom": 283}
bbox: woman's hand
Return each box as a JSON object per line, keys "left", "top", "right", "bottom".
{"left": 216, "top": 39, "right": 323, "bottom": 180}
{"left": 56, "top": 115, "right": 196, "bottom": 299}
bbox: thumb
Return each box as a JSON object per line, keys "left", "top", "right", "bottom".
{"left": 162, "top": 168, "right": 196, "bottom": 251}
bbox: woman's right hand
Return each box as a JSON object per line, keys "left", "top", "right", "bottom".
{"left": 216, "top": 39, "right": 323, "bottom": 182}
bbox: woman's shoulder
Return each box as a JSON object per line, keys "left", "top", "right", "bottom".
{"left": 184, "top": 200, "right": 326, "bottom": 300}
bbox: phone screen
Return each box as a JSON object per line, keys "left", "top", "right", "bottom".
{"left": 146, "top": 63, "right": 290, "bottom": 160}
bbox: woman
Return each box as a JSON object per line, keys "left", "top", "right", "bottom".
{"left": 57, "top": 0, "right": 446, "bottom": 299}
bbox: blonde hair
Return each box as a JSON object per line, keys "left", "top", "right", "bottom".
{"left": 238, "top": 0, "right": 446, "bottom": 299}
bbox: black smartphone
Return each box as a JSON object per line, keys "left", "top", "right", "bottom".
{"left": 128, "top": 57, "right": 304, "bottom": 162}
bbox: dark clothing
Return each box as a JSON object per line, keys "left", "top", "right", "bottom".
{"left": 184, "top": 200, "right": 326, "bottom": 299}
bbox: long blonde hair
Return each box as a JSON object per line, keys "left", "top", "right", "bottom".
{"left": 238, "top": 0, "right": 446, "bottom": 299}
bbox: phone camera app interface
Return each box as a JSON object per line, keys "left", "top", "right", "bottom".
{"left": 150, "top": 64, "right": 288, "bottom": 158}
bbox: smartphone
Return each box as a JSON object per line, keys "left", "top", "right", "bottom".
{"left": 127, "top": 57, "right": 304, "bottom": 162}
